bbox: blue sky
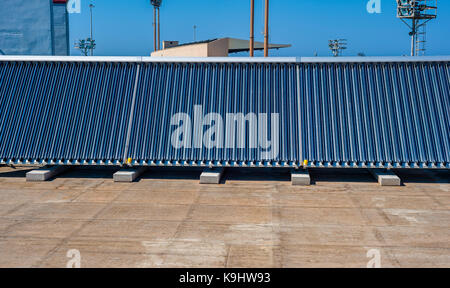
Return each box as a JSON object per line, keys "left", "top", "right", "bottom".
{"left": 69, "top": 0, "right": 450, "bottom": 57}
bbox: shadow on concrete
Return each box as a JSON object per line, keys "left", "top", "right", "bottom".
{"left": 141, "top": 167, "right": 202, "bottom": 181}
{"left": 0, "top": 167, "right": 33, "bottom": 178}
{"left": 309, "top": 168, "right": 376, "bottom": 184}
{"left": 223, "top": 168, "right": 291, "bottom": 182}
{"left": 55, "top": 167, "right": 116, "bottom": 179}
{"left": 394, "top": 169, "right": 450, "bottom": 184}
{"left": 0, "top": 165, "right": 448, "bottom": 185}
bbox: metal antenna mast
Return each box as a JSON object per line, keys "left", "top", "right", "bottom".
{"left": 396, "top": 0, "right": 437, "bottom": 56}
{"left": 151, "top": 0, "right": 163, "bottom": 52}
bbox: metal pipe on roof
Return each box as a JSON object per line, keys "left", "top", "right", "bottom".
{"left": 158, "top": 7, "right": 161, "bottom": 51}
{"left": 250, "top": 0, "right": 255, "bottom": 57}
{"left": 264, "top": 0, "right": 269, "bottom": 57}
{"left": 151, "top": 1, "right": 162, "bottom": 51}
{"left": 153, "top": 6, "right": 157, "bottom": 52}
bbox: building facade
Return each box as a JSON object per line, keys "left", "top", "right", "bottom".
{"left": 151, "top": 38, "right": 291, "bottom": 57}
{"left": 0, "top": 0, "right": 69, "bottom": 55}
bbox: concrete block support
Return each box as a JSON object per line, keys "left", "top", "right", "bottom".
{"left": 369, "top": 169, "right": 401, "bottom": 186}
{"left": 200, "top": 168, "right": 224, "bottom": 184}
{"left": 26, "top": 166, "right": 69, "bottom": 182}
{"left": 113, "top": 168, "right": 147, "bottom": 182}
{"left": 291, "top": 169, "right": 311, "bottom": 186}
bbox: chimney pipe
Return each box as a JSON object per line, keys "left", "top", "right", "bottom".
{"left": 264, "top": 0, "right": 269, "bottom": 57}
{"left": 250, "top": 0, "right": 254, "bottom": 57}
{"left": 153, "top": 6, "right": 157, "bottom": 52}
{"left": 158, "top": 7, "right": 161, "bottom": 50}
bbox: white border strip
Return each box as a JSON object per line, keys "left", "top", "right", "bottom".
{"left": 0, "top": 55, "right": 449, "bottom": 63}
{"left": 299, "top": 56, "right": 450, "bottom": 63}
{"left": 0, "top": 56, "right": 298, "bottom": 63}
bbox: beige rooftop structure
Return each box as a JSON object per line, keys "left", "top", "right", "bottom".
{"left": 151, "top": 37, "right": 291, "bottom": 57}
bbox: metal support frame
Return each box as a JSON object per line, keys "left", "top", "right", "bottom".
{"left": 123, "top": 64, "right": 141, "bottom": 165}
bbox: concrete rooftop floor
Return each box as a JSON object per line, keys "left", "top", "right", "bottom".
{"left": 0, "top": 166, "right": 448, "bottom": 268}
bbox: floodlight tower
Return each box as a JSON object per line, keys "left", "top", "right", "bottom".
{"left": 151, "top": 0, "right": 163, "bottom": 52}
{"left": 328, "top": 39, "right": 347, "bottom": 57}
{"left": 396, "top": 0, "right": 437, "bottom": 56}
{"left": 74, "top": 2, "right": 96, "bottom": 56}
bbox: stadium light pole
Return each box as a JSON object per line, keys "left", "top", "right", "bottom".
{"left": 89, "top": 3, "right": 94, "bottom": 56}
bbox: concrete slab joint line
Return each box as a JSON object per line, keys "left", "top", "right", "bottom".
{"left": 200, "top": 168, "right": 224, "bottom": 184}
{"left": 113, "top": 168, "right": 147, "bottom": 182}
{"left": 291, "top": 169, "right": 311, "bottom": 186}
{"left": 26, "top": 166, "right": 69, "bottom": 182}
{"left": 369, "top": 169, "right": 401, "bottom": 186}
